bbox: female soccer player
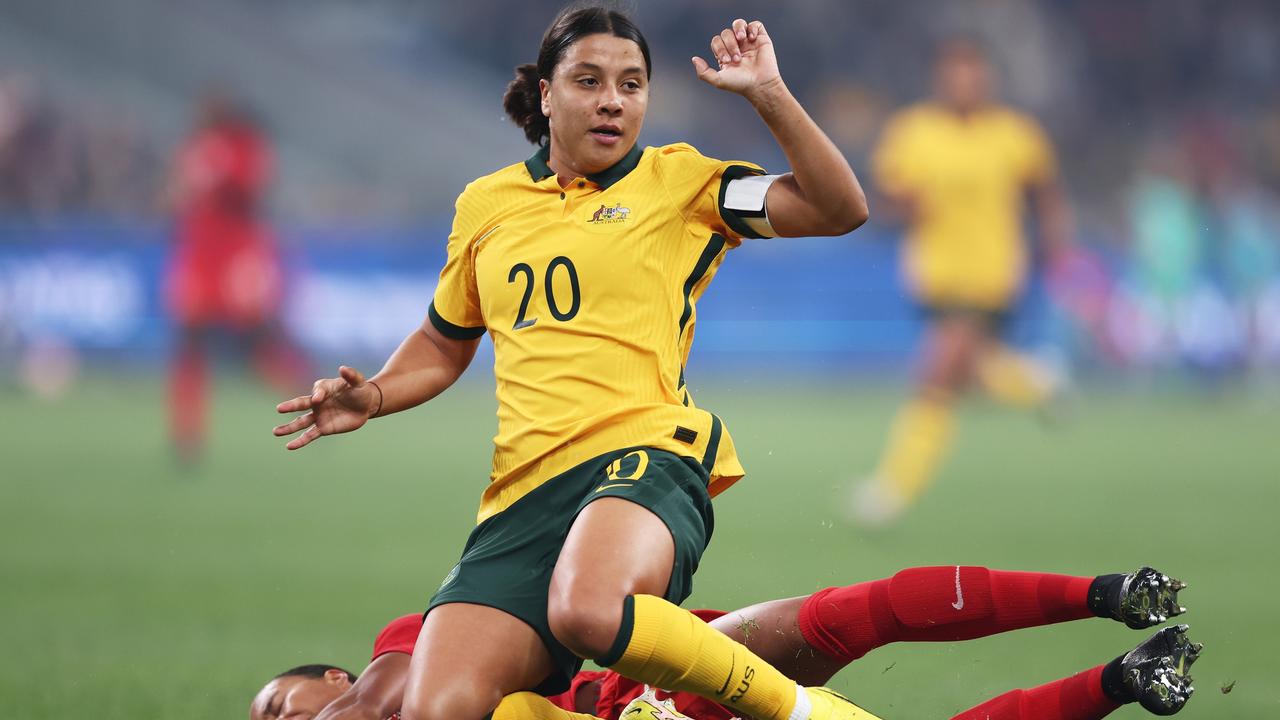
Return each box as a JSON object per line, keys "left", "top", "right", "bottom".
{"left": 275, "top": 7, "right": 868, "bottom": 720}
{"left": 168, "top": 89, "right": 308, "bottom": 465}
{"left": 850, "top": 38, "right": 1075, "bottom": 526}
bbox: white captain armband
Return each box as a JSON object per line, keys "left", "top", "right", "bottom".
{"left": 723, "top": 173, "right": 781, "bottom": 238}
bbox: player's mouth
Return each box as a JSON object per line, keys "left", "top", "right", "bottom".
{"left": 588, "top": 124, "right": 623, "bottom": 145}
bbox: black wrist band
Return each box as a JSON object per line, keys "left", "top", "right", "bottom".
{"left": 367, "top": 380, "right": 384, "bottom": 418}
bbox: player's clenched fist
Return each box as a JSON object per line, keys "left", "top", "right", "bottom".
{"left": 691, "top": 19, "right": 782, "bottom": 102}
{"left": 273, "top": 365, "right": 379, "bottom": 450}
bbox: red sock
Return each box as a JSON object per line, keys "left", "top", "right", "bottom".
{"left": 950, "top": 664, "right": 1121, "bottom": 720}
{"left": 798, "top": 566, "right": 1094, "bottom": 663}
{"left": 170, "top": 344, "right": 207, "bottom": 456}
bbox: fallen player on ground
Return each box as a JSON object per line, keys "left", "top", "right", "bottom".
{"left": 251, "top": 565, "right": 1199, "bottom": 719}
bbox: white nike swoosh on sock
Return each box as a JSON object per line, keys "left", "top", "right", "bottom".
{"left": 951, "top": 565, "right": 965, "bottom": 610}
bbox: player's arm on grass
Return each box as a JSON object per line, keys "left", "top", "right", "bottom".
{"left": 273, "top": 320, "right": 480, "bottom": 450}
{"left": 313, "top": 652, "right": 411, "bottom": 720}
{"left": 693, "top": 19, "right": 868, "bottom": 238}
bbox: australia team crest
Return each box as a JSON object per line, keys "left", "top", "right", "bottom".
{"left": 588, "top": 202, "right": 633, "bottom": 225}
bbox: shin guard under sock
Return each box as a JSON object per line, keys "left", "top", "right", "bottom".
{"left": 950, "top": 665, "right": 1121, "bottom": 720}
{"left": 799, "top": 567, "right": 1094, "bottom": 663}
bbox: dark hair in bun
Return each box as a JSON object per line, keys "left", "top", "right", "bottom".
{"left": 503, "top": 5, "right": 651, "bottom": 146}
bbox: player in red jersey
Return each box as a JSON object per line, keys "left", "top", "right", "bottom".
{"left": 164, "top": 88, "right": 307, "bottom": 463}
{"left": 250, "top": 565, "right": 1199, "bottom": 720}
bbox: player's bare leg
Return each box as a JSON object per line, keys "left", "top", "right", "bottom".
{"left": 552, "top": 497, "right": 880, "bottom": 719}
{"left": 975, "top": 341, "right": 1065, "bottom": 410}
{"left": 547, "top": 497, "right": 678, "bottom": 662}
{"left": 169, "top": 325, "right": 210, "bottom": 465}
{"left": 850, "top": 313, "right": 982, "bottom": 527}
{"left": 711, "top": 595, "right": 846, "bottom": 686}
{"left": 400, "top": 603, "right": 564, "bottom": 720}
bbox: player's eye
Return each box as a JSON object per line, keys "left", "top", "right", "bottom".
{"left": 578, "top": 77, "right": 598, "bottom": 87}
{"left": 623, "top": 80, "right": 641, "bottom": 91}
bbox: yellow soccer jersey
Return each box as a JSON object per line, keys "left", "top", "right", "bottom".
{"left": 430, "top": 142, "right": 767, "bottom": 522}
{"left": 873, "top": 103, "right": 1057, "bottom": 309}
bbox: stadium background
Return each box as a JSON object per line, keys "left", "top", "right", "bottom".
{"left": 1, "top": 0, "right": 1277, "bottom": 717}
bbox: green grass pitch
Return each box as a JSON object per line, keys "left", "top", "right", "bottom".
{"left": 1, "top": 373, "right": 1276, "bottom": 718}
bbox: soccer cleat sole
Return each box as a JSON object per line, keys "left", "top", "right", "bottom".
{"left": 1119, "top": 567, "right": 1188, "bottom": 629}
{"left": 1124, "top": 624, "right": 1203, "bottom": 715}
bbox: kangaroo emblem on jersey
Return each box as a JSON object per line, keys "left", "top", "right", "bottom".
{"left": 589, "top": 202, "right": 632, "bottom": 224}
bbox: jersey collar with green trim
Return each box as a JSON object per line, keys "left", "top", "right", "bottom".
{"left": 523, "top": 143, "right": 643, "bottom": 189}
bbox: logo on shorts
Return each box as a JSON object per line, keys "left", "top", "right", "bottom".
{"left": 588, "top": 202, "right": 633, "bottom": 225}
{"left": 606, "top": 450, "right": 650, "bottom": 481}
{"left": 439, "top": 563, "right": 460, "bottom": 591}
{"left": 596, "top": 450, "right": 651, "bottom": 493}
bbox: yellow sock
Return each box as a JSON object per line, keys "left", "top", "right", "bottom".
{"left": 490, "top": 691, "right": 603, "bottom": 720}
{"left": 976, "top": 346, "right": 1055, "bottom": 409}
{"left": 873, "top": 396, "right": 954, "bottom": 505}
{"left": 601, "top": 594, "right": 804, "bottom": 720}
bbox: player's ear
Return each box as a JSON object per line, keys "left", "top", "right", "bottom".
{"left": 323, "top": 669, "right": 353, "bottom": 690}
{"left": 540, "top": 78, "right": 552, "bottom": 118}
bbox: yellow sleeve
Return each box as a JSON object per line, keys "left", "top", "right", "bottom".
{"left": 1017, "top": 116, "right": 1058, "bottom": 186}
{"left": 872, "top": 111, "right": 919, "bottom": 197}
{"left": 653, "top": 143, "right": 768, "bottom": 242}
{"left": 428, "top": 187, "right": 488, "bottom": 339}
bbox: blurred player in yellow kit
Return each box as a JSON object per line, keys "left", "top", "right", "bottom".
{"left": 851, "top": 38, "right": 1074, "bottom": 526}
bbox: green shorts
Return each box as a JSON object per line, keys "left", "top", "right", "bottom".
{"left": 425, "top": 447, "right": 714, "bottom": 695}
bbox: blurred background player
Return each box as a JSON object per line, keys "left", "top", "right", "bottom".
{"left": 850, "top": 38, "right": 1074, "bottom": 526}
{"left": 164, "top": 87, "right": 307, "bottom": 464}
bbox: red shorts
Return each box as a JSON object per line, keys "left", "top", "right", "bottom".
{"left": 166, "top": 234, "right": 283, "bottom": 328}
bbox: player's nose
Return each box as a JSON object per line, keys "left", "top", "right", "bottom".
{"left": 598, "top": 92, "right": 623, "bottom": 115}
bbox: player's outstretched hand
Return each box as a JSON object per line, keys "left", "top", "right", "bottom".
{"left": 273, "top": 365, "right": 378, "bottom": 450}
{"left": 691, "top": 19, "right": 782, "bottom": 101}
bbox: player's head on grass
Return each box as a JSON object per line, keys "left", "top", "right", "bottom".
{"left": 503, "top": 4, "right": 652, "bottom": 180}
{"left": 934, "top": 36, "right": 994, "bottom": 112}
{"left": 248, "top": 663, "right": 356, "bottom": 720}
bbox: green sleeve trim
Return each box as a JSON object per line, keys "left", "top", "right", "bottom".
{"left": 717, "top": 164, "right": 770, "bottom": 239}
{"left": 678, "top": 233, "right": 727, "bottom": 334}
{"left": 595, "top": 595, "right": 636, "bottom": 667}
{"left": 428, "top": 301, "right": 486, "bottom": 340}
